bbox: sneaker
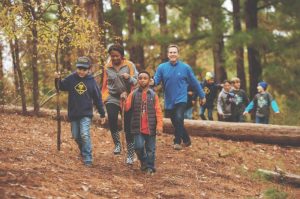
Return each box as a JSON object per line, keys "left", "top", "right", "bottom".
{"left": 173, "top": 144, "right": 182, "bottom": 150}
{"left": 140, "top": 161, "right": 147, "bottom": 171}
{"left": 146, "top": 168, "right": 154, "bottom": 175}
{"left": 183, "top": 141, "right": 192, "bottom": 147}
{"left": 113, "top": 144, "right": 121, "bottom": 155}
{"left": 84, "top": 161, "right": 92, "bottom": 167}
{"left": 126, "top": 156, "right": 134, "bottom": 165}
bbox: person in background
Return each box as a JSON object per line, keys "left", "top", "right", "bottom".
{"left": 200, "top": 72, "right": 222, "bottom": 120}
{"left": 184, "top": 86, "right": 197, "bottom": 119}
{"left": 230, "top": 77, "right": 249, "bottom": 122}
{"left": 101, "top": 44, "right": 138, "bottom": 164}
{"left": 243, "top": 81, "right": 280, "bottom": 124}
{"left": 125, "top": 71, "right": 163, "bottom": 174}
{"left": 153, "top": 44, "right": 206, "bottom": 150}
{"left": 55, "top": 56, "right": 106, "bottom": 166}
{"left": 217, "top": 80, "right": 233, "bottom": 122}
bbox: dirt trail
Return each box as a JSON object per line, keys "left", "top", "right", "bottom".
{"left": 0, "top": 113, "right": 299, "bottom": 198}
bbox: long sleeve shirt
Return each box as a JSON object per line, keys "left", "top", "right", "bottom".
{"left": 153, "top": 60, "right": 205, "bottom": 110}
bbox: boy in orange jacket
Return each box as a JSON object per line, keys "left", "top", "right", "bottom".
{"left": 125, "top": 71, "right": 163, "bottom": 174}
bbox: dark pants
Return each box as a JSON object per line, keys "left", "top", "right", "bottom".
{"left": 105, "top": 103, "right": 134, "bottom": 144}
{"left": 165, "top": 102, "right": 190, "bottom": 145}
{"left": 200, "top": 106, "right": 213, "bottom": 120}
{"left": 255, "top": 116, "right": 269, "bottom": 124}
{"left": 134, "top": 133, "right": 156, "bottom": 171}
{"left": 231, "top": 113, "right": 245, "bottom": 122}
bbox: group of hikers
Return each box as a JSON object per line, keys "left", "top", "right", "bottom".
{"left": 54, "top": 43, "right": 280, "bottom": 174}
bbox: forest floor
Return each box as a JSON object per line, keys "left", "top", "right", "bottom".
{"left": 0, "top": 112, "right": 300, "bottom": 199}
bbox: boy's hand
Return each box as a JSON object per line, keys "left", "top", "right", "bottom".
{"left": 121, "top": 73, "right": 130, "bottom": 80}
{"left": 156, "top": 130, "right": 162, "bottom": 136}
{"left": 120, "top": 92, "right": 127, "bottom": 100}
{"left": 199, "top": 98, "right": 206, "bottom": 106}
{"left": 149, "top": 79, "right": 155, "bottom": 86}
{"left": 55, "top": 72, "right": 61, "bottom": 78}
{"left": 243, "top": 111, "right": 248, "bottom": 116}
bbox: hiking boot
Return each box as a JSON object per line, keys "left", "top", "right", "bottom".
{"left": 113, "top": 143, "right": 121, "bottom": 155}
{"left": 183, "top": 141, "right": 192, "bottom": 147}
{"left": 126, "top": 142, "right": 135, "bottom": 165}
{"left": 84, "top": 161, "right": 93, "bottom": 167}
{"left": 173, "top": 144, "right": 182, "bottom": 150}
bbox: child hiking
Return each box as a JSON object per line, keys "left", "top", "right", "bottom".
{"left": 230, "top": 77, "right": 249, "bottom": 122}
{"left": 101, "top": 44, "right": 138, "bottom": 164}
{"left": 243, "top": 81, "right": 280, "bottom": 124}
{"left": 55, "top": 56, "right": 106, "bottom": 166}
{"left": 217, "top": 80, "right": 233, "bottom": 122}
{"left": 125, "top": 71, "right": 163, "bottom": 174}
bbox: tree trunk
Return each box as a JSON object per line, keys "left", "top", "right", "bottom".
{"left": 3, "top": 105, "right": 300, "bottom": 147}
{"left": 126, "top": 0, "right": 136, "bottom": 63}
{"left": 232, "top": 0, "right": 246, "bottom": 90}
{"left": 163, "top": 119, "right": 300, "bottom": 146}
{"left": 96, "top": 0, "right": 106, "bottom": 65}
{"left": 187, "top": 10, "right": 198, "bottom": 68}
{"left": 257, "top": 169, "right": 300, "bottom": 187}
{"left": 245, "top": 0, "right": 262, "bottom": 98}
{"left": 10, "top": 40, "right": 20, "bottom": 97}
{"left": 0, "top": 43, "right": 4, "bottom": 105}
{"left": 158, "top": 0, "right": 168, "bottom": 63}
{"left": 111, "top": 0, "right": 123, "bottom": 45}
{"left": 13, "top": 38, "right": 27, "bottom": 114}
{"left": 134, "top": 0, "right": 145, "bottom": 69}
{"left": 211, "top": 2, "right": 227, "bottom": 83}
{"left": 23, "top": 0, "right": 40, "bottom": 114}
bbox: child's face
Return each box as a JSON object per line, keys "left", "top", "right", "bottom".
{"left": 223, "top": 82, "right": 231, "bottom": 92}
{"left": 110, "top": 50, "right": 122, "bottom": 66}
{"left": 76, "top": 67, "right": 89, "bottom": 78}
{"left": 138, "top": 73, "right": 150, "bottom": 88}
{"left": 233, "top": 81, "right": 240, "bottom": 89}
{"left": 257, "top": 85, "right": 264, "bottom": 93}
{"left": 207, "top": 79, "right": 214, "bottom": 84}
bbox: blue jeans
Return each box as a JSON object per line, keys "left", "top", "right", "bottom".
{"left": 165, "top": 102, "right": 190, "bottom": 145}
{"left": 200, "top": 106, "right": 213, "bottom": 120}
{"left": 71, "top": 117, "right": 92, "bottom": 164}
{"left": 255, "top": 116, "right": 269, "bottom": 124}
{"left": 134, "top": 133, "right": 156, "bottom": 171}
{"left": 184, "top": 107, "right": 193, "bottom": 119}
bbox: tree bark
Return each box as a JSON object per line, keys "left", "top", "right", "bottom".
{"left": 232, "top": 0, "right": 246, "bottom": 90}
{"left": 158, "top": 0, "right": 168, "bottom": 63}
{"left": 3, "top": 105, "right": 300, "bottom": 147}
{"left": 211, "top": 1, "right": 227, "bottom": 83}
{"left": 13, "top": 38, "right": 27, "bottom": 114}
{"left": 187, "top": 10, "right": 198, "bottom": 68}
{"left": 245, "top": 0, "right": 262, "bottom": 98}
{"left": 257, "top": 169, "right": 300, "bottom": 187}
{"left": 134, "top": 0, "right": 145, "bottom": 69}
{"left": 0, "top": 43, "right": 4, "bottom": 105}
{"left": 9, "top": 40, "right": 20, "bottom": 97}
{"left": 111, "top": 0, "right": 123, "bottom": 45}
{"left": 23, "top": 0, "right": 40, "bottom": 114}
{"left": 126, "top": 0, "right": 136, "bottom": 62}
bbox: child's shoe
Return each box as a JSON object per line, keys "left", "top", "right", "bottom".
{"left": 113, "top": 143, "right": 121, "bottom": 155}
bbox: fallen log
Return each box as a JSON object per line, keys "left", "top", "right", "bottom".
{"left": 257, "top": 168, "right": 300, "bottom": 187}
{"left": 1, "top": 105, "right": 300, "bottom": 146}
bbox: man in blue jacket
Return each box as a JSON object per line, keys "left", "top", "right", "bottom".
{"left": 153, "top": 44, "right": 206, "bottom": 150}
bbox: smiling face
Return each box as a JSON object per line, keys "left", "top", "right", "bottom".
{"left": 109, "top": 50, "right": 123, "bottom": 66}
{"left": 223, "top": 81, "right": 231, "bottom": 92}
{"left": 138, "top": 72, "right": 150, "bottom": 89}
{"left": 168, "top": 46, "right": 179, "bottom": 64}
{"left": 76, "top": 67, "right": 89, "bottom": 78}
{"left": 257, "top": 85, "right": 264, "bottom": 93}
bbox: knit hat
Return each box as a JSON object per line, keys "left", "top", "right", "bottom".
{"left": 76, "top": 56, "right": 91, "bottom": 68}
{"left": 205, "top": 72, "right": 214, "bottom": 80}
{"left": 258, "top": 81, "right": 268, "bottom": 90}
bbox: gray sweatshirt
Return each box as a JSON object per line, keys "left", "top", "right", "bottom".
{"left": 217, "top": 89, "right": 232, "bottom": 118}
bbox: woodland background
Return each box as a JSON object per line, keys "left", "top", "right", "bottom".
{"left": 0, "top": 0, "right": 300, "bottom": 125}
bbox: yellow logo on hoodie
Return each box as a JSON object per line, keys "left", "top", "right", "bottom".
{"left": 75, "top": 82, "right": 87, "bottom": 95}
